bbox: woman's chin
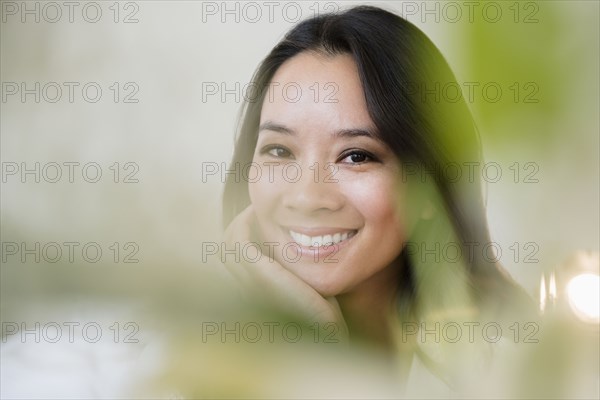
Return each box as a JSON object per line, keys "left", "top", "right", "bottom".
{"left": 281, "top": 262, "right": 342, "bottom": 297}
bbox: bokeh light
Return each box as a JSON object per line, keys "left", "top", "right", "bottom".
{"left": 567, "top": 273, "right": 600, "bottom": 323}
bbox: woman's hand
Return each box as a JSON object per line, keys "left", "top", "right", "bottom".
{"left": 222, "top": 205, "right": 348, "bottom": 341}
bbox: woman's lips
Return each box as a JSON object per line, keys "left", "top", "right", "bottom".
{"left": 281, "top": 226, "right": 359, "bottom": 261}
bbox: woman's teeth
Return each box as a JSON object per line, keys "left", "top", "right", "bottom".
{"left": 289, "top": 230, "right": 357, "bottom": 247}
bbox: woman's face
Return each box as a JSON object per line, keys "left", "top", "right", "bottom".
{"left": 248, "top": 51, "right": 409, "bottom": 297}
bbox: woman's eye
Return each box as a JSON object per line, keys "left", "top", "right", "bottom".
{"left": 340, "top": 150, "right": 374, "bottom": 164}
{"left": 260, "top": 145, "right": 292, "bottom": 158}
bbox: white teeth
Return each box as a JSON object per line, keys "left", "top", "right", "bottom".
{"left": 300, "top": 234, "right": 311, "bottom": 247}
{"left": 289, "top": 232, "right": 313, "bottom": 247}
{"left": 289, "top": 230, "right": 356, "bottom": 247}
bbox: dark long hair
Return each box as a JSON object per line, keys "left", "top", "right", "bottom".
{"left": 223, "top": 5, "right": 532, "bottom": 334}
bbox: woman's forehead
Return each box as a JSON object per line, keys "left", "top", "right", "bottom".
{"left": 260, "top": 52, "right": 374, "bottom": 131}
{"left": 270, "top": 51, "right": 360, "bottom": 94}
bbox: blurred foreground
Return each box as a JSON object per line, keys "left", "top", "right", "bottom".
{"left": 1, "top": 254, "right": 598, "bottom": 399}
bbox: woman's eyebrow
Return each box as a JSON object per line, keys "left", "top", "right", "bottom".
{"left": 336, "top": 128, "right": 376, "bottom": 139}
{"left": 258, "top": 121, "right": 295, "bottom": 135}
{"left": 258, "top": 121, "right": 377, "bottom": 139}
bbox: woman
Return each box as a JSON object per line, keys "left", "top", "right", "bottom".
{"left": 222, "top": 4, "right": 534, "bottom": 388}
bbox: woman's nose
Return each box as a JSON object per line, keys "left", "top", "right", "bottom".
{"left": 281, "top": 163, "right": 345, "bottom": 214}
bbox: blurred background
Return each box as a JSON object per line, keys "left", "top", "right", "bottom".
{"left": 1, "top": 1, "right": 598, "bottom": 398}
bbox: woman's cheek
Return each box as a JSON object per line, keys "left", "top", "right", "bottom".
{"left": 248, "top": 162, "right": 268, "bottom": 206}
{"left": 249, "top": 164, "right": 283, "bottom": 204}
{"left": 248, "top": 180, "right": 268, "bottom": 218}
{"left": 339, "top": 173, "right": 400, "bottom": 220}
{"left": 248, "top": 168, "right": 284, "bottom": 235}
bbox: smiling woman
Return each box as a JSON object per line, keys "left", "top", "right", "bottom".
{"left": 222, "top": 4, "right": 534, "bottom": 390}
{"left": 252, "top": 52, "right": 406, "bottom": 299}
